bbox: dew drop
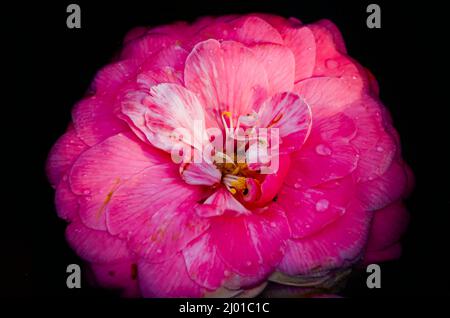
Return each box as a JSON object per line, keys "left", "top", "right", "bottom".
{"left": 270, "top": 222, "right": 277, "bottom": 228}
{"left": 83, "top": 190, "right": 91, "bottom": 195}
{"left": 315, "top": 144, "right": 332, "bottom": 156}
{"left": 376, "top": 146, "right": 383, "bottom": 152}
{"left": 315, "top": 199, "right": 329, "bottom": 212}
{"left": 294, "top": 183, "right": 301, "bottom": 189}
{"left": 224, "top": 270, "right": 230, "bottom": 277}
{"left": 156, "top": 248, "right": 162, "bottom": 254}
{"left": 325, "top": 59, "right": 338, "bottom": 69}
{"left": 246, "top": 261, "right": 252, "bottom": 266}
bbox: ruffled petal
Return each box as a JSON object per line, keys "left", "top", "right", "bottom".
{"left": 356, "top": 159, "right": 408, "bottom": 211}
{"left": 138, "top": 253, "right": 204, "bottom": 297}
{"left": 184, "top": 39, "right": 269, "bottom": 124}
{"left": 69, "top": 132, "right": 166, "bottom": 230}
{"left": 121, "top": 83, "right": 208, "bottom": 152}
{"left": 278, "top": 201, "right": 371, "bottom": 275}
{"left": 65, "top": 221, "right": 130, "bottom": 263}
{"left": 46, "top": 126, "right": 88, "bottom": 187}
{"left": 285, "top": 113, "right": 358, "bottom": 187}
{"left": 250, "top": 43, "right": 295, "bottom": 94}
{"left": 72, "top": 96, "right": 128, "bottom": 146}
{"left": 210, "top": 204, "right": 291, "bottom": 278}
{"left": 106, "top": 164, "right": 209, "bottom": 263}
{"left": 278, "top": 177, "right": 355, "bottom": 239}
{"left": 280, "top": 25, "right": 316, "bottom": 82}
{"left": 365, "top": 201, "right": 409, "bottom": 255}
{"left": 257, "top": 92, "right": 312, "bottom": 151}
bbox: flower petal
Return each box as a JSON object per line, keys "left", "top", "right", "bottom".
{"left": 66, "top": 221, "right": 130, "bottom": 263}
{"left": 138, "top": 253, "right": 204, "bottom": 297}
{"left": 121, "top": 83, "right": 208, "bottom": 152}
{"left": 257, "top": 92, "right": 312, "bottom": 151}
{"left": 184, "top": 39, "right": 269, "bottom": 124}
{"left": 280, "top": 25, "right": 316, "bottom": 82}
{"left": 250, "top": 43, "right": 295, "bottom": 94}
{"left": 285, "top": 113, "right": 358, "bottom": 187}
{"left": 69, "top": 132, "right": 166, "bottom": 230}
{"left": 106, "top": 164, "right": 209, "bottom": 263}
{"left": 72, "top": 96, "right": 128, "bottom": 146}
{"left": 356, "top": 159, "right": 408, "bottom": 211}
{"left": 278, "top": 177, "right": 355, "bottom": 239}
{"left": 278, "top": 201, "right": 370, "bottom": 275}
{"left": 46, "top": 126, "right": 88, "bottom": 187}
{"left": 365, "top": 201, "right": 409, "bottom": 255}
{"left": 210, "top": 204, "right": 290, "bottom": 278}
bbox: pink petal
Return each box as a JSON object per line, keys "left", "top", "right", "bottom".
{"left": 120, "top": 33, "right": 177, "bottom": 63}
{"left": 249, "top": 154, "right": 291, "bottom": 207}
{"left": 280, "top": 25, "right": 316, "bottom": 82}
{"left": 72, "top": 96, "right": 128, "bottom": 146}
{"left": 196, "top": 188, "right": 250, "bottom": 217}
{"left": 230, "top": 16, "right": 283, "bottom": 45}
{"left": 69, "top": 132, "right": 166, "bottom": 230}
{"left": 106, "top": 164, "right": 209, "bottom": 263}
{"left": 136, "top": 44, "right": 188, "bottom": 85}
{"left": 278, "top": 201, "right": 371, "bottom": 275}
{"left": 210, "top": 204, "right": 290, "bottom": 278}
{"left": 294, "top": 77, "right": 363, "bottom": 118}
{"left": 55, "top": 175, "right": 79, "bottom": 221}
{"left": 250, "top": 43, "right": 295, "bottom": 94}
{"left": 90, "top": 261, "right": 140, "bottom": 297}
{"left": 312, "top": 20, "right": 347, "bottom": 54}
{"left": 345, "top": 96, "right": 397, "bottom": 182}
{"left": 192, "top": 15, "right": 283, "bottom": 46}
{"left": 253, "top": 13, "right": 302, "bottom": 31}
{"left": 365, "top": 201, "right": 409, "bottom": 254}
{"left": 357, "top": 159, "right": 408, "bottom": 211}
{"left": 184, "top": 39, "right": 269, "bottom": 123}
{"left": 285, "top": 113, "right": 358, "bottom": 187}
{"left": 180, "top": 161, "right": 221, "bottom": 186}
{"left": 65, "top": 221, "right": 130, "bottom": 263}
{"left": 91, "top": 59, "right": 139, "bottom": 95}
{"left": 121, "top": 83, "right": 208, "bottom": 152}
{"left": 307, "top": 21, "right": 368, "bottom": 86}
{"left": 46, "top": 126, "right": 88, "bottom": 187}
{"left": 257, "top": 92, "right": 312, "bottom": 149}
{"left": 138, "top": 253, "right": 204, "bottom": 297}
{"left": 278, "top": 176, "right": 355, "bottom": 239}
{"left": 183, "top": 231, "right": 227, "bottom": 290}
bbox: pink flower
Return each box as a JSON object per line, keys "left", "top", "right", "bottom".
{"left": 46, "top": 14, "right": 413, "bottom": 297}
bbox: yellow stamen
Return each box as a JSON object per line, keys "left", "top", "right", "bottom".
{"left": 222, "top": 111, "right": 232, "bottom": 118}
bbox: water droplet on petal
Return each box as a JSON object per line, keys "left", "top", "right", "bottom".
{"left": 270, "top": 222, "right": 277, "bottom": 228}
{"left": 376, "top": 146, "right": 383, "bottom": 152}
{"left": 224, "top": 270, "right": 230, "bottom": 277}
{"left": 83, "top": 190, "right": 90, "bottom": 195}
{"left": 294, "top": 183, "right": 301, "bottom": 189}
{"left": 325, "top": 59, "right": 338, "bottom": 69}
{"left": 246, "top": 261, "right": 252, "bottom": 266}
{"left": 156, "top": 249, "right": 162, "bottom": 254}
{"left": 315, "top": 199, "right": 329, "bottom": 212}
{"left": 315, "top": 144, "right": 332, "bottom": 156}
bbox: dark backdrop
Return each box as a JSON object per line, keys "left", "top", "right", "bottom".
{"left": 6, "top": 0, "right": 448, "bottom": 301}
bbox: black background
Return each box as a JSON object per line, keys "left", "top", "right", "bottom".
{"left": 5, "top": 0, "right": 449, "bottom": 304}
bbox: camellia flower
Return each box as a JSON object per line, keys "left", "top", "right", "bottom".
{"left": 47, "top": 14, "right": 413, "bottom": 297}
